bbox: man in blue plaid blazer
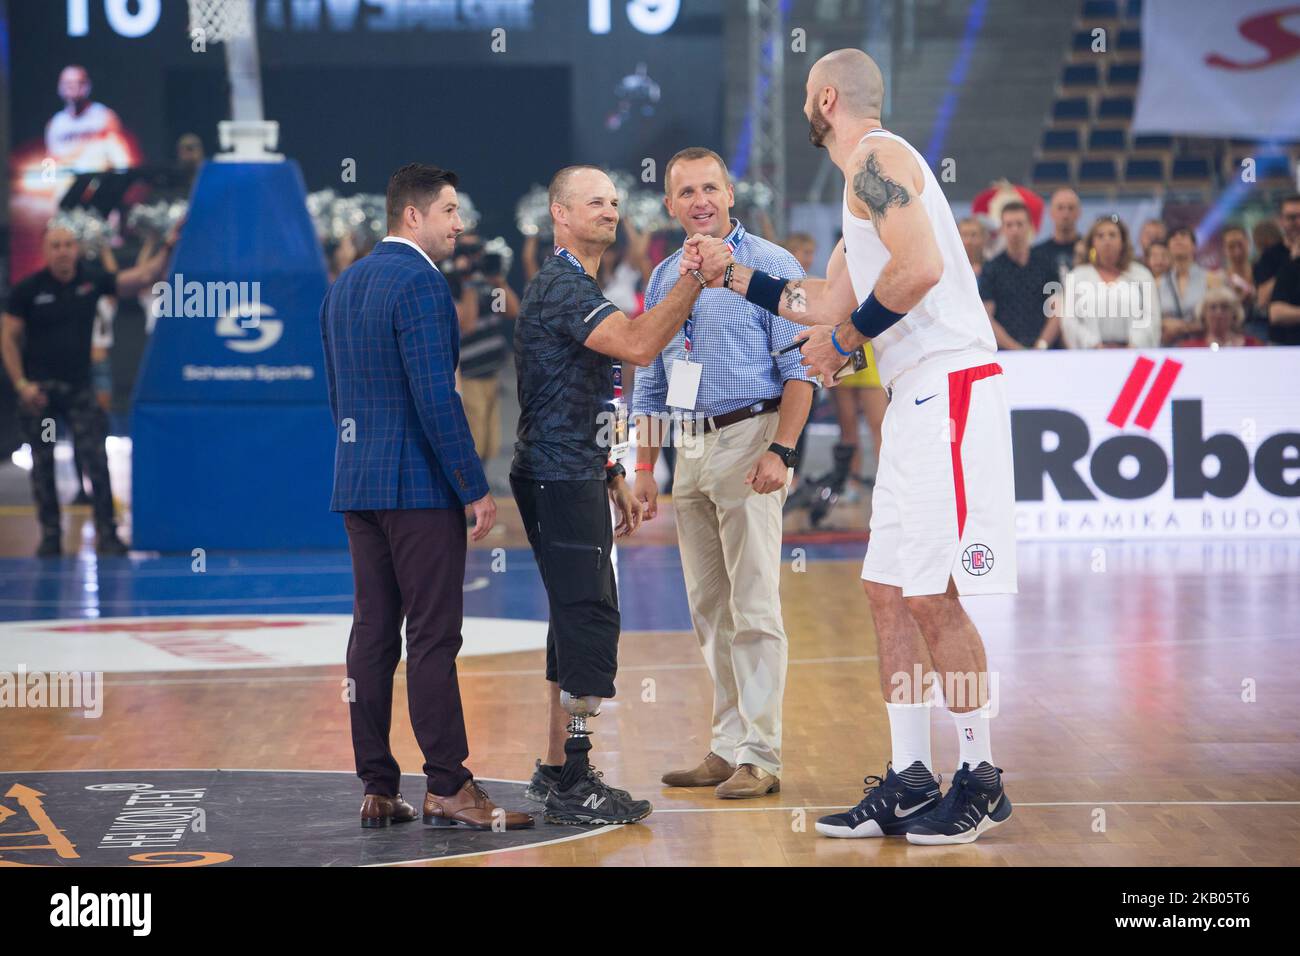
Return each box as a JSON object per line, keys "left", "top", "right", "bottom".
{"left": 320, "top": 163, "right": 532, "bottom": 832}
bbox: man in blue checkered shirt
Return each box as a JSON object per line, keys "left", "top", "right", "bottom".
{"left": 632, "top": 147, "right": 815, "bottom": 799}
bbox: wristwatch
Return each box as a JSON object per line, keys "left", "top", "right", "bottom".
{"left": 768, "top": 442, "right": 799, "bottom": 468}
{"left": 605, "top": 461, "right": 626, "bottom": 483}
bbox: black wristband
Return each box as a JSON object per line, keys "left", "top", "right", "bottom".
{"left": 849, "top": 293, "right": 907, "bottom": 338}
{"left": 744, "top": 270, "right": 788, "bottom": 314}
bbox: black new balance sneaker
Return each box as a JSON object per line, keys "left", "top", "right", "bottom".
{"left": 525, "top": 760, "right": 633, "bottom": 804}
{"left": 543, "top": 767, "right": 652, "bottom": 825}
{"left": 905, "top": 762, "right": 1012, "bottom": 845}
{"left": 815, "top": 762, "right": 941, "bottom": 838}
{"left": 524, "top": 759, "right": 561, "bottom": 803}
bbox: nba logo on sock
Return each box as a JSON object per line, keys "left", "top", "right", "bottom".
{"left": 964, "top": 727, "right": 975, "bottom": 741}
{"left": 962, "top": 544, "right": 994, "bottom": 575}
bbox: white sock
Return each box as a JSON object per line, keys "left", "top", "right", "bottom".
{"left": 885, "top": 702, "right": 933, "bottom": 778}
{"left": 952, "top": 704, "right": 994, "bottom": 772}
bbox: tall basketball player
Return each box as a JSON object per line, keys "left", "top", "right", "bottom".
{"left": 690, "top": 48, "right": 1017, "bottom": 845}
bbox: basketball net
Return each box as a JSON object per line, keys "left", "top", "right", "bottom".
{"left": 188, "top": 0, "right": 281, "bottom": 162}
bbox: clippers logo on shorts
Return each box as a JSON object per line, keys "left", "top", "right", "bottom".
{"left": 961, "top": 543, "right": 995, "bottom": 576}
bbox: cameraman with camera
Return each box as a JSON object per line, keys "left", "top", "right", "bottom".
{"left": 443, "top": 232, "right": 520, "bottom": 469}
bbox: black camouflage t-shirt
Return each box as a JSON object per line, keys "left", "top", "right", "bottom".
{"left": 511, "top": 254, "right": 621, "bottom": 481}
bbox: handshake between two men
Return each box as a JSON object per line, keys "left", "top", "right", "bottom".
{"left": 675, "top": 233, "right": 869, "bottom": 385}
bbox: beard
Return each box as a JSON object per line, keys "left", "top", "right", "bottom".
{"left": 807, "top": 102, "right": 831, "bottom": 148}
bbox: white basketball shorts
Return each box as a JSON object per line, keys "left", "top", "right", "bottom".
{"left": 861, "top": 350, "right": 1018, "bottom": 597}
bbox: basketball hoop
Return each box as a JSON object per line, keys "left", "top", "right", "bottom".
{"left": 187, "top": 0, "right": 280, "bottom": 162}
{"left": 188, "top": 0, "right": 254, "bottom": 44}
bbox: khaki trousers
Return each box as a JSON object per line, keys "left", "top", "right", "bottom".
{"left": 672, "top": 411, "right": 789, "bottom": 775}
{"left": 460, "top": 375, "right": 500, "bottom": 462}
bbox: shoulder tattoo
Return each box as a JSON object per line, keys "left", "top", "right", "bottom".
{"left": 852, "top": 151, "right": 910, "bottom": 223}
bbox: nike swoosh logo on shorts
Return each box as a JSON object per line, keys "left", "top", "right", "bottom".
{"left": 915, "top": 394, "right": 937, "bottom": 405}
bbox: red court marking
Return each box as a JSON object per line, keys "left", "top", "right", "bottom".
{"left": 1107, "top": 356, "right": 1155, "bottom": 428}
{"left": 44, "top": 619, "right": 308, "bottom": 634}
{"left": 947, "top": 363, "right": 1003, "bottom": 539}
{"left": 1133, "top": 358, "right": 1183, "bottom": 430}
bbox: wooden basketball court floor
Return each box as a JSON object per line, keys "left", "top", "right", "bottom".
{"left": 1, "top": 484, "right": 1298, "bottom": 867}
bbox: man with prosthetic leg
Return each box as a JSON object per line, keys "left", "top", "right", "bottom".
{"left": 511, "top": 165, "right": 732, "bottom": 825}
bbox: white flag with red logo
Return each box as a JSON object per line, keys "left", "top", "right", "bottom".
{"left": 1132, "top": 0, "right": 1300, "bottom": 138}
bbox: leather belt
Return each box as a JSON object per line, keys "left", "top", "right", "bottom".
{"left": 680, "top": 397, "right": 781, "bottom": 436}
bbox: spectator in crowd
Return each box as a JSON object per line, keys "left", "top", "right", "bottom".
{"left": 1145, "top": 239, "right": 1171, "bottom": 281}
{"left": 1181, "top": 286, "right": 1262, "bottom": 348}
{"left": 1159, "top": 226, "right": 1220, "bottom": 343}
{"left": 1220, "top": 225, "right": 1256, "bottom": 305}
{"left": 447, "top": 232, "right": 521, "bottom": 469}
{"left": 783, "top": 232, "right": 817, "bottom": 274}
{"left": 1266, "top": 224, "right": 1300, "bottom": 345}
{"left": 1059, "top": 215, "right": 1160, "bottom": 349}
{"left": 1032, "top": 188, "right": 1082, "bottom": 280}
{"left": 958, "top": 216, "right": 988, "bottom": 277}
{"left": 1137, "top": 218, "right": 1168, "bottom": 263}
{"left": 978, "top": 201, "right": 1059, "bottom": 350}
{"left": 327, "top": 229, "right": 376, "bottom": 284}
{"left": 1255, "top": 194, "right": 1300, "bottom": 310}
{"left": 176, "top": 132, "right": 205, "bottom": 190}
{"left": 1219, "top": 224, "right": 1265, "bottom": 338}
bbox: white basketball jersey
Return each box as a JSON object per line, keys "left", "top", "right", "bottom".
{"left": 841, "top": 129, "right": 994, "bottom": 387}
{"left": 46, "top": 102, "right": 119, "bottom": 171}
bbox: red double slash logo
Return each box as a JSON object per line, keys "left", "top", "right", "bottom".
{"left": 1107, "top": 356, "right": 1183, "bottom": 431}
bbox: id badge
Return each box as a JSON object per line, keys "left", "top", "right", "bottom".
{"left": 666, "top": 358, "right": 702, "bottom": 410}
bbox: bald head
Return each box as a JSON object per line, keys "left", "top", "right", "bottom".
{"left": 809, "top": 49, "right": 884, "bottom": 120}
{"left": 548, "top": 165, "right": 609, "bottom": 210}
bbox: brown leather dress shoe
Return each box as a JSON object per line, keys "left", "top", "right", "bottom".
{"left": 715, "top": 764, "right": 781, "bottom": 799}
{"left": 360, "top": 792, "right": 418, "bottom": 829}
{"left": 423, "top": 779, "right": 535, "bottom": 830}
{"left": 661, "top": 752, "right": 736, "bottom": 788}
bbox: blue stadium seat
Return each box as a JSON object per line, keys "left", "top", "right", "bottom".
{"left": 1117, "top": 28, "right": 1141, "bottom": 51}
{"left": 1083, "top": 0, "right": 1120, "bottom": 18}
{"left": 1062, "top": 63, "right": 1100, "bottom": 90}
{"left": 1052, "top": 98, "right": 1091, "bottom": 124}
{"left": 1072, "top": 30, "right": 1097, "bottom": 54}
{"left": 1227, "top": 151, "right": 1294, "bottom": 183}
{"left": 1125, "top": 0, "right": 1143, "bottom": 20}
{"left": 1042, "top": 128, "right": 1081, "bottom": 154}
{"left": 1078, "top": 158, "right": 1119, "bottom": 186}
{"left": 1088, "top": 128, "right": 1126, "bottom": 152}
{"left": 1107, "top": 62, "right": 1140, "bottom": 88}
{"left": 1132, "top": 134, "right": 1173, "bottom": 152}
{"left": 1123, "top": 157, "right": 1165, "bottom": 183}
{"left": 1032, "top": 160, "right": 1073, "bottom": 185}
{"left": 1171, "top": 157, "right": 1214, "bottom": 189}
{"left": 1096, "top": 96, "right": 1135, "bottom": 124}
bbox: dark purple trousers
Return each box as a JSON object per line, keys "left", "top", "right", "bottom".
{"left": 344, "top": 508, "right": 473, "bottom": 798}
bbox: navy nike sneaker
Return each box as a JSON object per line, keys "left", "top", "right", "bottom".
{"left": 815, "top": 762, "right": 941, "bottom": 838}
{"left": 905, "top": 761, "right": 1013, "bottom": 845}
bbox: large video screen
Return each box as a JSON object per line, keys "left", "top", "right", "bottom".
{"left": 7, "top": 0, "right": 725, "bottom": 280}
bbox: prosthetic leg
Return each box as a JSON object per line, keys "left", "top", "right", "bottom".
{"left": 558, "top": 691, "right": 602, "bottom": 790}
